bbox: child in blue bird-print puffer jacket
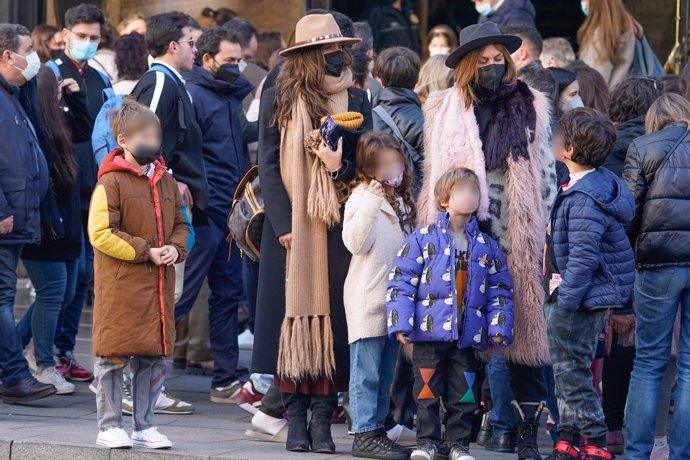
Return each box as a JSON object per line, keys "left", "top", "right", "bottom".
{"left": 386, "top": 212, "right": 514, "bottom": 349}
{"left": 386, "top": 167, "right": 514, "bottom": 458}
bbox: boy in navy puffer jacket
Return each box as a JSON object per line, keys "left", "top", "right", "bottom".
{"left": 387, "top": 167, "right": 514, "bottom": 460}
{"left": 546, "top": 108, "right": 635, "bottom": 460}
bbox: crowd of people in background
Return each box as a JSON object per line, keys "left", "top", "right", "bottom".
{"left": 0, "top": 0, "right": 689, "bottom": 459}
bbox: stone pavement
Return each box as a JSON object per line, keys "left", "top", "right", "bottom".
{"left": 3, "top": 279, "right": 550, "bottom": 459}
{"left": 0, "top": 367, "right": 541, "bottom": 460}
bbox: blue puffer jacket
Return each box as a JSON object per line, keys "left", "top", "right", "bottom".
{"left": 551, "top": 168, "right": 635, "bottom": 311}
{"left": 387, "top": 213, "right": 514, "bottom": 351}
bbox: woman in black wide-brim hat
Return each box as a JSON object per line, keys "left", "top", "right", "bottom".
{"left": 414, "top": 22, "right": 557, "bottom": 460}
{"left": 251, "top": 13, "right": 372, "bottom": 454}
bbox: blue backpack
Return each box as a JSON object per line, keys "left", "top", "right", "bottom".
{"left": 90, "top": 65, "right": 179, "bottom": 166}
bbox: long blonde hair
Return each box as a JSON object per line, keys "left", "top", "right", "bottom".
{"left": 577, "top": 0, "right": 632, "bottom": 65}
{"left": 645, "top": 93, "right": 690, "bottom": 134}
{"left": 454, "top": 44, "right": 517, "bottom": 108}
{"left": 414, "top": 54, "right": 455, "bottom": 104}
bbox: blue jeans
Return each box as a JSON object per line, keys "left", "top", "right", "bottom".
{"left": 625, "top": 267, "right": 690, "bottom": 460}
{"left": 0, "top": 245, "right": 31, "bottom": 388}
{"left": 17, "top": 259, "right": 79, "bottom": 368}
{"left": 487, "top": 356, "right": 517, "bottom": 436}
{"left": 175, "top": 219, "right": 243, "bottom": 387}
{"left": 349, "top": 336, "right": 398, "bottom": 433}
{"left": 55, "top": 223, "right": 92, "bottom": 354}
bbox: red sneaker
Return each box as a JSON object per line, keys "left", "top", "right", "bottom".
{"left": 584, "top": 446, "right": 612, "bottom": 460}
{"left": 552, "top": 440, "right": 580, "bottom": 460}
{"left": 58, "top": 352, "right": 93, "bottom": 382}
{"left": 232, "top": 381, "right": 264, "bottom": 415}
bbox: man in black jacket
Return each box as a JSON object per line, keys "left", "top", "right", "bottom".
{"left": 49, "top": 3, "right": 109, "bottom": 383}
{"left": 366, "top": 0, "right": 421, "bottom": 54}
{"left": 132, "top": 11, "right": 207, "bottom": 226}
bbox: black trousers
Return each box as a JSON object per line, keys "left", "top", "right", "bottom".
{"left": 413, "top": 341, "right": 479, "bottom": 447}
{"left": 508, "top": 362, "right": 547, "bottom": 404}
{"left": 603, "top": 334, "right": 635, "bottom": 431}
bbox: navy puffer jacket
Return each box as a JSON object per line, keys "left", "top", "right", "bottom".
{"left": 551, "top": 168, "right": 635, "bottom": 311}
{"left": 623, "top": 124, "right": 690, "bottom": 268}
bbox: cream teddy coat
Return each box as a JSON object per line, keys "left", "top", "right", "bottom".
{"left": 342, "top": 184, "right": 407, "bottom": 343}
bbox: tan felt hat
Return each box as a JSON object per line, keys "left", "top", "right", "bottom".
{"left": 280, "top": 14, "right": 360, "bottom": 57}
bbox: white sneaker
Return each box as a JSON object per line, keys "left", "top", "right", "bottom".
{"left": 35, "top": 366, "right": 75, "bottom": 395}
{"left": 131, "top": 427, "right": 172, "bottom": 449}
{"left": 238, "top": 329, "right": 254, "bottom": 350}
{"left": 24, "top": 348, "right": 38, "bottom": 374}
{"left": 96, "top": 427, "right": 132, "bottom": 449}
{"left": 155, "top": 386, "right": 194, "bottom": 414}
{"left": 651, "top": 436, "right": 670, "bottom": 460}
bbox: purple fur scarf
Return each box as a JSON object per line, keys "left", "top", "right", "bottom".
{"left": 474, "top": 80, "right": 536, "bottom": 171}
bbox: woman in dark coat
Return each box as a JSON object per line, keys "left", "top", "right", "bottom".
{"left": 251, "top": 13, "right": 372, "bottom": 453}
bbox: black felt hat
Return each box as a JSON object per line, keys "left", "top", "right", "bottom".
{"left": 445, "top": 22, "right": 522, "bottom": 69}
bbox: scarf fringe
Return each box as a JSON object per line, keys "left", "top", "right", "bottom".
{"left": 277, "top": 315, "right": 335, "bottom": 382}
{"left": 307, "top": 160, "right": 342, "bottom": 227}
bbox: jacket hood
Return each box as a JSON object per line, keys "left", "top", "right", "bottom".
{"left": 563, "top": 168, "right": 634, "bottom": 224}
{"left": 98, "top": 148, "right": 167, "bottom": 181}
{"left": 377, "top": 87, "right": 421, "bottom": 108}
{"left": 184, "top": 65, "right": 253, "bottom": 100}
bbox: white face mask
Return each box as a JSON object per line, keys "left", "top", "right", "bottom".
{"left": 12, "top": 51, "right": 40, "bottom": 82}
{"left": 561, "top": 95, "right": 584, "bottom": 113}
{"left": 238, "top": 59, "right": 247, "bottom": 73}
{"left": 429, "top": 46, "right": 451, "bottom": 56}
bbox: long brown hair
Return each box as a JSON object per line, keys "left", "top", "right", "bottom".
{"left": 645, "top": 93, "right": 690, "bottom": 134}
{"left": 273, "top": 45, "right": 350, "bottom": 128}
{"left": 31, "top": 24, "right": 59, "bottom": 62}
{"left": 423, "top": 25, "right": 458, "bottom": 61}
{"left": 37, "top": 67, "right": 77, "bottom": 190}
{"left": 573, "top": 66, "right": 610, "bottom": 115}
{"left": 352, "top": 132, "right": 417, "bottom": 229}
{"left": 454, "top": 44, "right": 517, "bottom": 107}
{"left": 577, "top": 0, "right": 631, "bottom": 65}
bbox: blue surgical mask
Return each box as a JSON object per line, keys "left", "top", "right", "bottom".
{"left": 580, "top": 1, "right": 588, "bottom": 16}
{"left": 69, "top": 36, "right": 98, "bottom": 62}
{"left": 561, "top": 96, "right": 584, "bottom": 113}
{"left": 475, "top": 2, "right": 493, "bottom": 16}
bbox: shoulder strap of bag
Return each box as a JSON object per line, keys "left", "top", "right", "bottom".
{"left": 651, "top": 129, "right": 690, "bottom": 187}
{"left": 373, "top": 105, "right": 421, "bottom": 163}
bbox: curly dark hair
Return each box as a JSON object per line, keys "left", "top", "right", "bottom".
{"left": 558, "top": 107, "right": 616, "bottom": 168}
{"left": 608, "top": 77, "right": 662, "bottom": 124}
{"left": 114, "top": 32, "right": 149, "bottom": 81}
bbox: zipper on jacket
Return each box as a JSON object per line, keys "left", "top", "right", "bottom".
{"left": 442, "top": 218, "right": 460, "bottom": 342}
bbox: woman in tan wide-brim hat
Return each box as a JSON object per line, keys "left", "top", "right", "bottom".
{"left": 251, "top": 13, "right": 372, "bottom": 453}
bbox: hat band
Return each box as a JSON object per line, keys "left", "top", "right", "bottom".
{"left": 292, "top": 33, "right": 344, "bottom": 47}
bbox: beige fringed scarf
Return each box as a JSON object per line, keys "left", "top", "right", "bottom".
{"left": 277, "top": 68, "right": 352, "bottom": 382}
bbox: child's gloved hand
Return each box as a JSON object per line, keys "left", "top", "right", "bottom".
{"left": 395, "top": 332, "right": 409, "bottom": 345}
{"left": 160, "top": 245, "right": 179, "bottom": 266}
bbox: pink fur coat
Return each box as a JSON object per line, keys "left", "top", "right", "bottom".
{"left": 418, "top": 85, "right": 557, "bottom": 366}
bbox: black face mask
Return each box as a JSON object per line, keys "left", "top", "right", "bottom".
{"left": 477, "top": 63, "right": 506, "bottom": 92}
{"left": 215, "top": 63, "right": 241, "bottom": 85}
{"left": 50, "top": 48, "right": 62, "bottom": 59}
{"left": 324, "top": 50, "right": 346, "bottom": 77}
{"left": 130, "top": 144, "right": 161, "bottom": 166}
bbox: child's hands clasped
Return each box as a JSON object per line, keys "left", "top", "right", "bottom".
{"left": 367, "top": 179, "right": 384, "bottom": 198}
{"left": 149, "top": 246, "right": 179, "bottom": 266}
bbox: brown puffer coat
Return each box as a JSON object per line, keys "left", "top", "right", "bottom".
{"left": 88, "top": 149, "right": 188, "bottom": 357}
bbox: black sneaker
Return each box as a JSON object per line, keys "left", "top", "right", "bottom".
{"left": 352, "top": 430, "right": 411, "bottom": 460}
{"left": 411, "top": 443, "right": 437, "bottom": 460}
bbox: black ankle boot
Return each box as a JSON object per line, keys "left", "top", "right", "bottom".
{"left": 285, "top": 394, "right": 311, "bottom": 452}
{"left": 512, "top": 400, "right": 545, "bottom": 459}
{"left": 352, "top": 429, "right": 411, "bottom": 460}
{"left": 309, "top": 394, "right": 337, "bottom": 454}
{"left": 476, "top": 412, "right": 492, "bottom": 446}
